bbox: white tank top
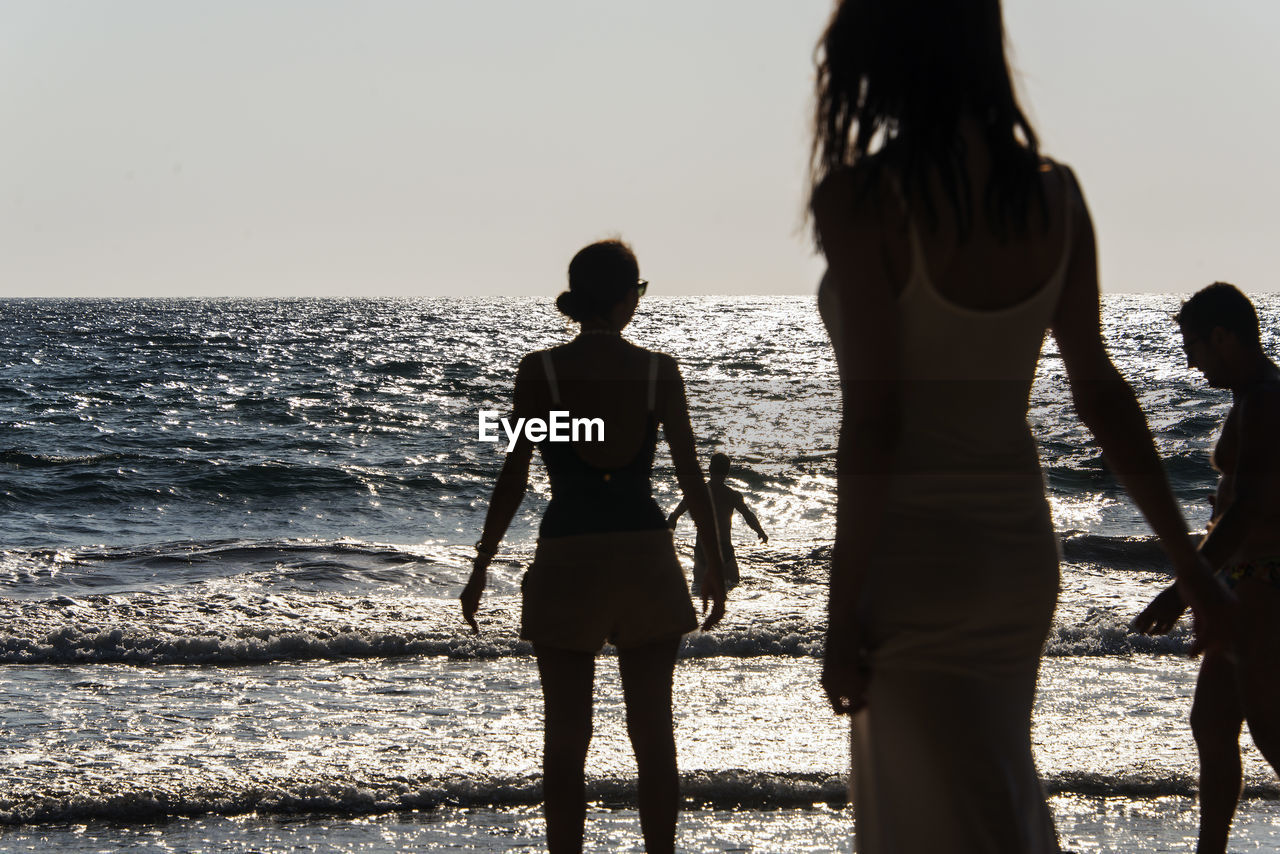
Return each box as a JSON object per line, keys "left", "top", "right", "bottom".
{"left": 819, "top": 170, "right": 1073, "bottom": 505}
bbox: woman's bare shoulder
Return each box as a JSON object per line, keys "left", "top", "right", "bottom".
{"left": 811, "top": 160, "right": 891, "bottom": 223}
{"left": 523, "top": 341, "right": 579, "bottom": 365}
{"left": 518, "top": 346, "right": 555, "bottom": 366}
{"left": 514, "top": 350, "right": 548, "bottom": 384}
{"left": 633, "top": 346, "right": 680, "bottom": 375}
{"left": 619, "top": 346, "right": 682, "bottom": 392}
{"left": 1038, "top": 156, "right": 1086, "bottom": 215}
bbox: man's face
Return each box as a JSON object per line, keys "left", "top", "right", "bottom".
{"left": 1181, "top": 325, "right": 1226, "bottom": 388}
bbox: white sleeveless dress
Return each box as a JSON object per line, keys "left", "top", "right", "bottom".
{"left": 819, "top": 181, "right": 1072, "bottom": 853}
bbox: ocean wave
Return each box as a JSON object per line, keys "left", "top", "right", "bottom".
{"left": 0, "top": 770, "right": 842, "bottom": 825}
{"left": 1160, "top": 452, "right": 1220, "bottom": 484}
{"left": 173, "top": 460, "right": 373, "bottom": 496}
{"left": 0, "top": 607, "right": 800, "bottom": 665}
{"left": 3, "top": 453, "right": 473, "bottom": 508}
{"left": 365, "top": 359, "right": 425, "bottom": 377}
{"left": 1045, "top": 613, "right": 1191, "bottom": 657}
{"left": 1041, "top": 451, "right": 1216, "bottom": 494}
{"left": 0, "top": 604, "right": 1188, "bottom": 666}
{"left": 1, "top": 768, "right": 1268, "bottom": 826}
{"left": 0, "top": 449, "right": 150, "bottom": 469}
{"left": 1059, "top": 532, "right": 1170, "bottom": 574}
{"left": 757, "top": 531, "right": 1182, "bottom": 578}
{"left": 0, "top": 625, "right": 496, "bottom": 666}
{"left": 229, "top": 397, "right": 304, "bottom": 425}
{"left": 0, "top": 538, "right": 479, "bottom": 599}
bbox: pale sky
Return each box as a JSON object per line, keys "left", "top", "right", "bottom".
{"left": 3, "top": 1, "right": 1277, "bottom": 297}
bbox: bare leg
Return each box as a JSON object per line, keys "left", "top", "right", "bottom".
{"left": 618, "top": 637, "right": 681, "bottom": 854}
{"left": 1235, "top": 580, "right": 1280, "bottom": 776}
{"left": 1191, "top": 649, "right": 1245, "bottom": 854}
{"left": 535, "top": 644, "right": 596, "bottom": 854}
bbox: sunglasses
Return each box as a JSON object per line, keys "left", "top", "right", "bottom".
{"left": 635, "top": 279, "right": 648, "bottom": 297}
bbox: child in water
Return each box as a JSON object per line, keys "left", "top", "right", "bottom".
{"left": 668, "top": 453, "right": 768, "bottom": 595}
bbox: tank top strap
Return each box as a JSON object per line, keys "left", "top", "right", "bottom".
{"left": 647, "top": 353, "right": 659, "bottom": 412}
{"left": 540, "top": 351, "right": 561, "bottom": 406}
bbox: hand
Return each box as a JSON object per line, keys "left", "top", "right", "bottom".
{"left": 758, "top": 533, "right": 768, "bottom": 544}
{"left": 460, "top": 555, "right": 490, "bottom": 635}
{"left": 822, "top": 619, "right": 867, "bottom": 715}
{"left": 1173, "top": 553, "right": 1237, "bottom": 657}
{"left": 1130, "top": 585, "right": 1186, "bottom": 636}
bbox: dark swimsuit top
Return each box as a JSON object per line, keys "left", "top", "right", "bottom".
{"left": 537, "top": 350, "right": 668, "bottom": 538}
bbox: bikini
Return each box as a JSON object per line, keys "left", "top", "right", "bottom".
{"left": 1219, "top": 556, "right": 1280, "bottom": 590}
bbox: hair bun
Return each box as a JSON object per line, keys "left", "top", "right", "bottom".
{"left": 555, "top": 291, "right": 585, "bottom": 322}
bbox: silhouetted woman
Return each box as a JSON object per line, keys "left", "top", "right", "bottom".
{"left": 461, "top": 239, "right": 724, "bottom": 854}
{"left": 809, "top": 1, "right": 1227, "bottom": 850}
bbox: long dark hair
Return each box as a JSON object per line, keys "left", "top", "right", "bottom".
{"left": 810, "top": 0, "right": 1045, "bottom": 238}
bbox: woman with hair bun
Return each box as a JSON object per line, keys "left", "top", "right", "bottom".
{"left": 462, "top": 239, "right": 725, "bottom": 854}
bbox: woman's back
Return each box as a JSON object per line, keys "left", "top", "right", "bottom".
{"left": 898, "top": 153, "right": 1072, "bottom": 313}
{"left": 525, "top": 336, "right": 672, "bottom": 537}
{"left": 819, "top": 152, "right": 1077, "bottom": 490}
{"left": 530, "top": 337, "right": 661, "bottom": 469}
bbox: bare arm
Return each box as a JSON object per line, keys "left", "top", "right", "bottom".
{"left": 1051, "top": 168, "right": 1228, "bottom": 648}
{"left": 460, "top": 354, "right": 538, "bottom": 633}
{"left": 813, "top": 169, "right": 902, "bottom": 714}
{"left": 656, "top": 353, "right": 725, "bottom": 628}
{"left": 733, "top": 493, "right": 768, "bottom": 543}
{"left": 667, "top": 498, "right": 688, "bottom": 529}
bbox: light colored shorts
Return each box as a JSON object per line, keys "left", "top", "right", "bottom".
{"left": 521, "top": 529, "right": 698, "bottom": 653}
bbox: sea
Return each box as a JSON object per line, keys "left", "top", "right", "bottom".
{"left": 1, "top": 294, "right": 1278, "bottom": 853}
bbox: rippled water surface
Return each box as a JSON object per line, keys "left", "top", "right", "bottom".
{"left": 1, "top": 296, "right": 1278, "bottom": 849}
